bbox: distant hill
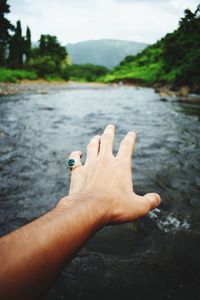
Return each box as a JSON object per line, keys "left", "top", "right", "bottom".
{"left": 102, "top": 6, "right": 200, "bottom": 91}
{"left": 66, "top": 39, "right": 148, "bottom": 69}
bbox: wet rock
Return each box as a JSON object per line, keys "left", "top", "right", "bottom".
{"left": 157, "top": 87, "right": 177, "bottom": 97}
{"left": 178, "top": 86, "right": 190, "bottom": 97}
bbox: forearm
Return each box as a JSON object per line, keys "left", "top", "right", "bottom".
{"left": 0, "top": 194, "right": 106, "bottom": 300}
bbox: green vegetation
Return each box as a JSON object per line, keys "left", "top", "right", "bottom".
{"left": 0, "top": 1, "right": 108, "bottom": 82}
{"left": 102, "top": 5, "right": 200, "bottom": 89}
{"left": 63, "top": 64, "right": 109, "bottom": 82}
{"left": 1, "top": 1, "right": 199, "bottom": 87}
{"left": 0, "top": 0, "right": 14, "bottom": 66}
{"left": 102, "top": 43, "right": 164, "bottom": 84}
{"left": 0, "top": 68, "right": 38, "bottom": 82}
{"left": 27, "top": 34, "right": 68, "bottom": 78}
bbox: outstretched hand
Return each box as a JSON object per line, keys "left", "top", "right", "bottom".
{"left": 0, "top": 124, "right": 161, "bottom": 300}
{"left": 60, "top": 124, "right": 161, "bottom": 224}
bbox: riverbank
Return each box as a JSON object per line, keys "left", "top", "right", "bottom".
{"left": 108, "top": 79, "right": 200, "bottom": 104}
{"left": 1, "top": 81, "right": 200, "bottom": 105}
{"left": 0, "top": 81, "right": 108, "bottom": 96}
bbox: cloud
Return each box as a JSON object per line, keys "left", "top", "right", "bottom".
{"left": 8, "top": 0, "right": 200, "bottom": 45}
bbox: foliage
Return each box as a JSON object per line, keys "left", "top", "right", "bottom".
{"left": 103, "top": 5, "right": 200, "bottom": 87}
{"left": 25, "top": 27, "right": 31, "bottom": 61}
{"left": 37, "top": 35, "right": 67, "bottom": 63}
{"left": 62, "top": 64, "right": 109, "bottom": 81}
{"left": 8, "top": 20, "right": 24, "bottom": 68}
{"left": 0, "top": 68, "right": 38, "bottom": 82}
{"left": 0, "top": 0, "right": 14, "bottom": 65}
{"left": 162, "top": 5, "right": 200, "bottom": 85}
{"left": 28, "top": 35, "right": 68, "bottom": 77}
{"left": 27, "top": 55, "right": 57, "bottom": 77}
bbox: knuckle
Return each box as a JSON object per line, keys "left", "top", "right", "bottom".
{"left": 119, "top": 157, "right": 131, "bottom": 167}
{"left": 121, "top": 138, "right": 130, "bottom": 146}
{"left": 122, "top": 156, "right": 131, "bottom": 163}
{"left": 98, "top": 155, "right": 110, "bottom": 164}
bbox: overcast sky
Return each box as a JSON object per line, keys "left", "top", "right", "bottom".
{"left": 9, "top": 0, "right": 199, "bottom": 45}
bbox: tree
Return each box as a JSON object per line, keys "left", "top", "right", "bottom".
{"left": 0, "top": 0, "right": 14, "bottom": 65}
{"left": 25, "top": 26, "right": 31, "bottom": 62}
{"left": 28, "top": 34, "right": 68, "bottom": 76}
{"left": 38, "top": 34, "right": 67, "bottom": 64}
{"left": 162, "top": 5, "right": 200, "bottom": 85}
{"left": 8, "top": 20, "right": 24, "bottom": 68}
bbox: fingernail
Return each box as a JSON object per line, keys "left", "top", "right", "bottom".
{"left": 154, "top": 193, "right": 161, "bottom": 206}
{"left": 106, "top": 124, "right": 115, "bottom": 129}
{"left": 127, "top": 131, "right": 136, "bottom": 138}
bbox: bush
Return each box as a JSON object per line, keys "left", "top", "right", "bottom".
{"left": 62, "top": 64, "right": 109, "bottom": 82}
{"left": 0, "top": 68, "right": 38, "bottom": 82}
{"left": 27, "top": 55, "right": 57, "bottom": 77}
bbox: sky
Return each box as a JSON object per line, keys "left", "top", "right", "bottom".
{"left": 8, "top": 0, "right": 199, "bottom": 45}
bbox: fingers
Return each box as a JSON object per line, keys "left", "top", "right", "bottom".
{"left": 132, "top": 193, "right": 161, "bottom": 219}
{"left": 141, "top": 193, "right": 161, "bottom": 211}
{"left": 68, "top": 150, "right": 82, "bottom": 172}
{"left": 69, "top": 150, "right": 82, "bottom": 162}
{"left": 68, "top": 151, "right": 84, "bottom": 194}
{"left": 99, "top": 124, "right": 115, "bottom": 157}
{"left": 85, "top": 135, "right": 101, "bottom": 164}
{"left": 117, "top": 131, "right": 136, "bottom": 160}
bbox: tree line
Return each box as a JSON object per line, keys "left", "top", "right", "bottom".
{"left": 107, "top": 4, "right": 200, "bottom": 90}
{"left": 0, "top": 0, "right": 108, "bottom": 81}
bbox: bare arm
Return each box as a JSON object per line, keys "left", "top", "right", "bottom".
{"left": 0, "top": 124, "right": 161, "bottom": 299}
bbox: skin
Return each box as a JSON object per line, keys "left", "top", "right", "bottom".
{"left": 0, "top": 124, "right": 161, "bottom": 300}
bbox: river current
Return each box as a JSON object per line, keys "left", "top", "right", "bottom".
{"left": 0, "top": 84, "right": 200, "bottom": 299}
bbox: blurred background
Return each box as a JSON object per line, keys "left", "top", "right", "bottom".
{"left": 0, "top": 0, "right": 200, "bottom": 299}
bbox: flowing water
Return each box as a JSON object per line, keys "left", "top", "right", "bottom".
{"left": 0, "top": 84, "right": 200, "bottom": 299}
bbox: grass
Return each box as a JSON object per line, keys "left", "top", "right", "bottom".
{"left": 102, "top": 60, "right": 165, "bottom": 84}
{"left": 0, "top": 68, "right": 38, "bottom": 83}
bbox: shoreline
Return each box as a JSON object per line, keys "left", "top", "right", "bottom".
{"left": 0, "top": 80, "right": 200, "bottom": 104}
{"left": 0, "top": 80, "right": 108, "bottom": 96}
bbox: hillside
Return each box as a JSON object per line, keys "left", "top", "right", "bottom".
{"left": 66, "top": 39, "right": 148, "bottom": 69}
{"left": 103, "top": 6, "right": 200, "bottom": 91}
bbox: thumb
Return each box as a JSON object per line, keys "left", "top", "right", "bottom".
{"left": 143, "top": 193, "right": 161, "bottom": 211}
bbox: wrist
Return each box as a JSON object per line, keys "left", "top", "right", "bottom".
{"left": 55, "top": 191, "right": 109, "bottom": 228}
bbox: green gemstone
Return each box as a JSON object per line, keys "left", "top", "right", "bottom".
{"left": 68, "top": 159, "right": 75, "bottom": 167}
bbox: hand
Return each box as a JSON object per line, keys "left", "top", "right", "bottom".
{"left": 60, "top": 124, "right": 161, "bottom": 224}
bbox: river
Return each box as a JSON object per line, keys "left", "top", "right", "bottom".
{"left": 0, "top": 83, "right": 200, "bottom": 299}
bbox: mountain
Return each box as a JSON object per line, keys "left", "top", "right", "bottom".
{"left": 103, "top": 6, "right": 200, "bottom": 91}
{"left": 66, "top": 39, "right": 148, "bottom": 69}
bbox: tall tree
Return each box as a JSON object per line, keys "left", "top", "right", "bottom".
{"left": 0, "top": 0, "right": 14, "bottom": 66}
{"left": 9, "top": 20, "right": 24, "bottom": 68}
{"left": 38, "top": 34, "right": 67, "bottom": 62}
{"left": 25, "top": 26, "right": 31, "bottom": 61}
{"left": 28, "top": 34, "right": 68, "bottom": 76}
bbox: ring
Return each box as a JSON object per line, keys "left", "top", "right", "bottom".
{"left": 67, "top": 158, "right": 82, "bottom": 171}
